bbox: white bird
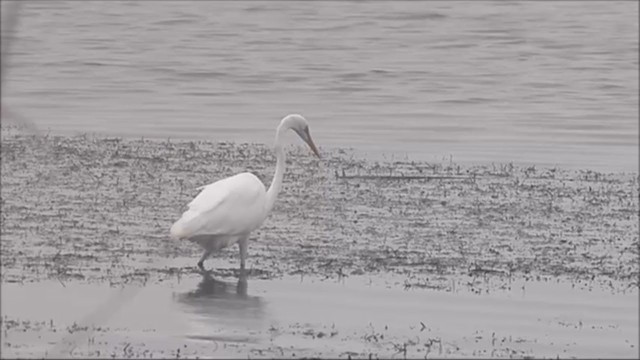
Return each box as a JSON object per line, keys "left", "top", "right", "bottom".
{"left": 170, "top": 114, "right": 321, "bottom": 271}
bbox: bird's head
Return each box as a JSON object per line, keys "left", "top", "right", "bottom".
{"left": 281, "top": 114, "right": 321, "bottom": 158}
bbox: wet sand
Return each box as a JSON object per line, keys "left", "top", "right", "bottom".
{"left": 1, "top": 130, "right": 638, "bottom": 358}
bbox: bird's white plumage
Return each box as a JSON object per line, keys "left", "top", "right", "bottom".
{"left": 170, "top": 114, "right": 320, "bottom": 270}
{"left": 170, "top": 172, "right": 266, "bottom": 239}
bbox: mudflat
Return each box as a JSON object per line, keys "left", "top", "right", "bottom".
{"left": 1, "top": 131, "right": 638, "bottom": 358}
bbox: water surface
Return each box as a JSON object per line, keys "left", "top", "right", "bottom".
{"left": 2, "top": 273, "right": 638, "bottom": 358}
{"left": 2, "top": 1, "right": 638, "bottom": 171}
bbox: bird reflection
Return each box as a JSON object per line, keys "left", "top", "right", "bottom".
{"left": 174, "top": 270, "right": 265, "bottom": 343}
{"left": 188, "top": 270, "right": 249, "bottom": 299}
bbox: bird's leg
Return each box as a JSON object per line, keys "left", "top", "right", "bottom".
{"left": 237, "top": 269, "right": 248, "bottom": 296}
{"left": 238, "top": 236, "right": 248, "bottom": 271}
{"left": 197, "top": 249, "right": 212, "bottom": 271}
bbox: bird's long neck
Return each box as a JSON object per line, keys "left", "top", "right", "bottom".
{"left": 265, "top": 125, "right": 287, "bottom": 214}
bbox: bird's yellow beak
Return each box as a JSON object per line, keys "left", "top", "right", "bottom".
{"left": 304, "top": 128, "right": 321, "bottom": 158}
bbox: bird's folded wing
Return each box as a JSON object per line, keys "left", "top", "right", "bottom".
{"left": 170, "top": 173, "right": 265, "bottom": 239}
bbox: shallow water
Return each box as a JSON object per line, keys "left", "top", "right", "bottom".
{"left": 2, "top": 1, "right": 638, "bottom": 171}
{"left": 2, "top": 268, "right": 638, "bottom": 359}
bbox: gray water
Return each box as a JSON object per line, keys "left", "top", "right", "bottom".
{"left": 3, "top": 273, "right": 638, "bottom": 358}
{"left": 2, "top": 1, "right": 638, "bottom": 171}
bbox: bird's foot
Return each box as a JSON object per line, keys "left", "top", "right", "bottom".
{"left": 196, "top": 264, "right": 213, "bottom": 277}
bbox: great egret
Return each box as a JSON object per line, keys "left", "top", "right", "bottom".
{"left": 170, "top": 114, "right": 321, "bottom": 271}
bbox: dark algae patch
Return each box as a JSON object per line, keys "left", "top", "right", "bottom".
{"left": 1, "top": 133, "right": 637, "bottom": 288}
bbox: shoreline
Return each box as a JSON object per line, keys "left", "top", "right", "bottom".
{"left": 2, "top": 123, "right": 637, "bottom": 174}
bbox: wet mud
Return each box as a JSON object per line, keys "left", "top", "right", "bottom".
{"left": 1, "top": 129, "right": 638, "bottom": 358}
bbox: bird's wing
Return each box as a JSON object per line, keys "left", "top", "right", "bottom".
{"left": 170, "top": 172, "right": 266, "bottom": 239}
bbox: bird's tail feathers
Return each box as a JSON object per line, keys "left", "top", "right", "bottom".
{"left": 170, "top": 221, "right": 186, "bottom": 239}
{"left": 170, "top": 211, "right": 206, "bottom": 240}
